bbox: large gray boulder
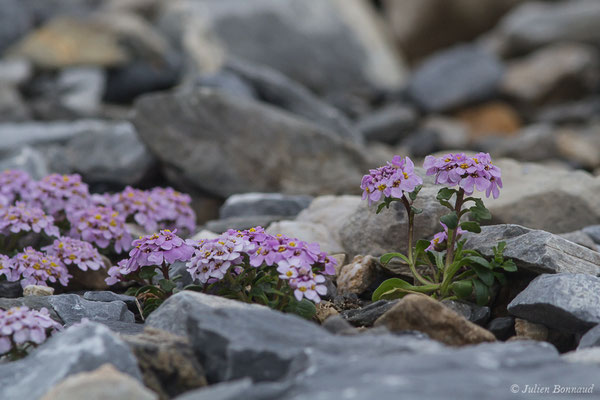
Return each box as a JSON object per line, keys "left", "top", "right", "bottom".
{"left": 157, "top": 0, "right": 406, "bottom": 95}
{"left": 407, "top": 44, "right": 504, "bottom": 112}
{"left": 508, "top": 273, "right": 600, "bottom": 334}
{"left": 0, "top": 323, "right": 142, "bottom": 400}
{"left": 462, "top": 224, "right": 600, "bottom": 275}
{"left": 133, "top": 89, "right": 372, "bottom": 197}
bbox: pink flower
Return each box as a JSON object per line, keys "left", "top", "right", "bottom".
{"left": 0, "top": 307, "right": 62, "bottom": 355}
{"left": 360, "top": 156, "right": 423, "bottom": 205}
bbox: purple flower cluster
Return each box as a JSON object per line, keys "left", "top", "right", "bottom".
{"left": 187, "top": 232, "right": 253, "bottom": 283}
{"left": 110, "top": 186, "right": 196, "bottom": 233}
{"left": 0, "top": 170, "right": 33, "bottom": 204}
{"left": 106, "top": 229, "right": 195, "bottom": 284}
{"left": 0, "top": 307, "right": 62, "bottom": 355}
{"left": 27, "top": 173, "right": 90, "bottom": 216}
{"left": 67, "top": 206, "right": 131, "bottom": 253}
{"left": 361, "top": 156, "right": 423, "bottom": 205}
{"left": 10, "top": 247, "right": 71, "bottom": 288}
{"left": 0, "top": 202, "right": 59, "bottom": 237}
{"left": 423, "top": 152, "right": 502, "bottom": 198}
{"left": 42, "top": 237, "right": 104, "bottom": 271}
{"left": 426, "top": 223, "right": 467, "bottom": 252}
{"left": 186, "top": 227, "right": 335, "bottom": 303}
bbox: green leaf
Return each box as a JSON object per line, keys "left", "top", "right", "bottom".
{"left": 372, "top": 278, "right": 414, "bottom": 301}
{"left": 501, "top": 259, "right": 517, "bottom": 272}
{"left": 183, "top": 284, "right": 205, "bottom": 292}
{"left": 124, "top": 287, "right": 138, "bottom": 296}
{"left": 471, "top": 265, "right": 494, "bottom": 286}
{"left": 472, "top": 279, "right": 490, "bottom": 306}
{"left": 415, "top": 239, "right": 430, "bottom": 256}
{"left": 450, "top": 280, "right": 473, "bottom": 299}
{"left": 460, "top": 221, "right": 481, "bottom": 233}
{"left": 462, "top": 255, "right": 492, "bottom": 269}
{"left": 139, "top": 265, "right": 158, "bottom": 280}
{"left": 380, "top": 252, "right": 410, "bottom": 265}
{"left": 496, "top": 241, "right": 506, "bottom": 253}
{"left": 437, "top": 187, "right": 456, "bottom": 201}
{"left": 469, "top": 199, "right": 491, "bottom": 221}
{"left": 493, "top": 271, "right": 507, "bottom": 286}
{"left": 286, "top": 299, "right": 317, "bottom": 319}
{"left": 433, "top": 251, "right": 445, "bottom": 271}
{"left": 440, "top": 212, "right": 458, "bottom": 229}
{"left": 409, "top": 185, "right": 422, "bottom": 201}
{"left": 411, "top": 206, "right": 423, "bottom": 215}
{"left": 158, "top": 279, "right": 177, "bottom": 293}
{"left": 135, "top": 285, "right": 164, "bottom": 298}
{"left": 376, "top": 202, "right": 388, "bottom": 214}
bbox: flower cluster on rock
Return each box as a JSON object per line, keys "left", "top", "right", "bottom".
{"left": 0, "top": 307, "right": 62, "bottom": 355}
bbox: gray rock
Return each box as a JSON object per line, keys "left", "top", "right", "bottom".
{"left": 296, "top": 195, "right": 362, "bottom": 245}
{"left": 578, "top": 324, "right": 600, "bottom": 349}
{"left": 559, "top": 230, "right": 597, "bottom": 251}
{"left": 508, "top": 273, "right": 600, "bottom": 334}
{"left": 97, "top": 320, "right": 145, "bottom": 335}
{"left": 490, "top": 124, "right": 559, "bottom": 163}
{"left": 146, "top": 292, "right": 441, "bottom": 383}
{"left": 441, "top": 300, "right": 490, "bottom": 326}
{"left": 0, "top": 322, "right": 142, "bottom": 400}
{"left": 83, "top": 291, "right": 141, "bottom": 315}
{"left": 0, "top": 0, "right": 32, "bottom": 55}
{"left": 407, "top": 44, "right": 504, "bottom": 112}
{"left": 536, "top": 97, "right": 600, "bottom": 125}
{"left": 56, "top": 67, "right": 106, "bottom": 116}
{"left": 481, "top": 158, "right": 600, "bottom": 233}
{"left": 224, "top": 60, "right": 362, "bottom": 143}
{"left": 340, "top": 186, "right": 447, "bottom": 258}
{"left": 0, "top": 120, "right": 127, "bottom": 151}
{"left": 205, "top": 216, "right": 283, "bottom": 234}
{"left": 0, "top": 85, "right": 30, "bottom": 121}
{"left": 158, "top": 0, "right": 406, "bottom": 95}
{"left": 0, "top": 281, "right": 22, "bottom": 298}
{"left": 341, "top": 300, "right": 399, "bottom": 327}
{"left": 0, "top": 294, "right": 135, "bottom": 326}
{"left": 357, "top": 104, "right": 418, "bottom": 144}
{"left": 562, "top": 347, "right": 600, "bottom": 366}
{"left": 0, "top": 58, "right": 32, "bottom": 86}
{"left": 193, "top": 70, "right": 257, "bottom": 100}
{"left": 497, "top": 0, "right": 600, "bottom": 54}
{"left": 463, "top": 224, "right": 600, "bottom": 275}
{"left": 220, "top": 193, "right": 313, "bottom": 219}
{"left": 487, "top": 317, "right": 515, "bottom": 341}
{"left": 266, "top": 220, "right": 344, "bottom": 255}
{"left": 501, "top": 43, "right": 600, "bottom": 105}
{"left": 583, "top": 225, "right": 600, "bottom": 244}
{"left": 382, "top": 0, "right": 523, "bottom": 62}
{"left": 321, "top": 315, "right": 357, "bottom": 335}
{"left": 0, "top": 146, "right": 50, "bottom": 180}
{"left": 176, "top": 339, "right": 600, "bottom": 400}
{"left": 60, "top": 121, "right": 156, "bottom": 186}
{"left": 133, "top": 89, "right": 371, "bottom": 197}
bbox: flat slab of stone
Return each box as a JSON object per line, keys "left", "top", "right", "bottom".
{"left": 508, "top": 273, "right": 600, "bottom": 334}
{"left": 463, "top": 224, "right": 600, "bottom": 275}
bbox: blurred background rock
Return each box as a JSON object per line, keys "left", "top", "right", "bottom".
{"left": 0, "top": 0, "right": 598, "bottom": 230}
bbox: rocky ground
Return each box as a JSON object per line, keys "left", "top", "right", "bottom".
{"left": 1, "top": 0, "right": 600, "bottom": 399}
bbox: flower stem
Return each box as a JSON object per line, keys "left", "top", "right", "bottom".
{"left": 401, "top": 195, "right": 432, "bottom": 285}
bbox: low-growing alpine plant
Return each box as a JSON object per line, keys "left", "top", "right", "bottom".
{"left": 106, "top": 226, "right": 335, "bottom": 318}
{"left": 0, "top": 306, "right": 62, "bottom": 360}
{"left": 362, "top": 153, "right": 516, "bottom": 305}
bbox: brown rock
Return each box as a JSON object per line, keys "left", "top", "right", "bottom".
{"left": 515, "top": 318, "right": 549, "bottom": 341}
{"left": 9, "top": 17, "right": 129, "bottom": 69}
{"left": 374, "top": 294, "right": 496, "bottom": 346}
{"left": 23, "top": 285, "right": 54, "bottom": 296}
{"left": 455, "top": 102, "right": 521, "bottom": 140}
{"left": 42, "top": 364, "right": 157, "bottom": 400}
{"left": 123, "top": 328, "right": 207, "bottom": 400}
{"left": 336, "top": 255, "right": 379, "bottom": 296}
{"left": 315, "top": 301, "right": 339, "bottom": 324}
